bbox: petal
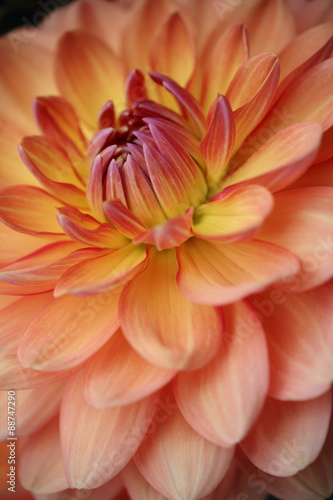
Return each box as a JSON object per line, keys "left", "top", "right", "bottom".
{"left": 175, "top": 300, "right": 268, "bottom": 447}
{"left": 123, "top": 461, "right": 168, "bottom": 500}
{"left": 223, "top": 122, "right": 322, "bottom": 192}
{"left": 17, "top": 291, "right": 119, "bottom": 371}
{"left": 0, "top": 295, "right": 75, "bottom": 389}
{"left": 0, "top": 185, "right": 63, "bottom": 235}
{"left": 226, "top": 52, "right": 280, "bottom": 150}
{"left": 54, "top": 244, "right": 148, "bottom": 297}
{"left": 55, "top": 31, "right": 125, "bottom": 127}
{"left": 0, "top": 223, "right": 45, "bottom": 266}
{"left": 60, "top": 372, "right": 157, "bottom": 489}
{"left": 103, "top": 200, "right": 147, "bottom": 238}
{"left": 201, "top": 23, "right": 248, "bottom": 112}
{"left": 241, "top": 391, "right": 332, "bottom": 477}
{"left": 57, "top": 206, "right": 128, "bottom": 249}
{"left": 150, "top": 12, "right": 195, "bottom": 88}
{"left": 20, "top": 417, "right": 68, "bottom": 494}
{"left": 133, "top": 208, "right": 193, "bottom": 251}
{"left": 250, "top": 282, "right": 333, "bottom": 401}
{"left": 177, "top": 238, "right": 299, "bottom": 306}
{"left": 0, "top": 39, "right": 57, "bottom": 134}
{"left": 0, "top": 380, "right": 65, "bottom": 440}
{"left": 199, "top": 95, "right": 236, "bottom": 188}
{"left": 258, "top": 187, "right": 333, "bottom": 290}
{"left": 193, "top": 184, "right": 273, "bottom": 243}
{"left": 120, "top": 248, "right": 223, "bottom": 370}
{"left": 19, "top": 136, "right": 87, "bottom": 208}
{"left": 82, "top": 329, "right": 175, "bottom": 408}
{"left": 134, "top": 402, "right": 234, "bottom": 500}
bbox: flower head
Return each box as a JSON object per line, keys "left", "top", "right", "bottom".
{"left": 0, "top": 0, "right": 333, "bottom": 498}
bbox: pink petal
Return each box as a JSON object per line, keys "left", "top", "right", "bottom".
{"left": 134, "top": 401, "right": 234, "bottom": 500}
{"left": 258, "top": 187, "right": 333, "bottom": 290}
{"left": 120, "top": 248, "right": 223, "bottom": 370}
{"left": 82, "top": 329, "right": 175, "bottom": 408}
{"left": 103, "top": 200, "right": 148, "bottom": 238}
{"left": 250, "top": 282, "right": 333, "bottom": 401}
{"left": 174, "top": 300, "right": 268, "bottom": 447}
{"left": 177, "top": 238, "right": 299, "bottom": 306}
{"left": 241, "top": 391, "right": 332, "bottom": 477}
{"left": 192, "top": 184, "right": 273, "bottom": 243}
{"left": 224, "top": 121, "right": 322, "bottom": 192}
{"left": 20, "top": 417, "right": 68, "bottom": 494}
{"left": 17, "top": 291, "right": 119, "bottom": 371}
{"left": 60, "top": 372, "right": 157, "bottom": 489}
{"left": 54, "top": 244, "right": 148, "bottom": 297}
{"left": 123, "top": 461, "right": 168, "bottom": 500}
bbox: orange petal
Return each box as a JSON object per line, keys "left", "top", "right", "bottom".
{"left": 223, "top": 122, "right": 322, "bottom": 192}
{"left": 17, "top": 291, "right": 119, "bottom": 371}
{"left": 57, "top": 206, "right": 128, "bottom": 249}
{"left": 134, "top": 402, "right": 234, "bottom": 500}
{"left": 201, "top": 23, "right": 248, "bottom": 112}
{"left": 246, "top": 0, "right": 295, "bottom": 56}
{"left": 241, "top": 391, "right": 332, "bottom": 477}
{"left": 177, "top": 238, "right": 299, "bottom": 306}
{"left": 258, "top": 187, "right": 333, "bottom": 291}
{"left": 133, "top": 208, "right": 193, "bottom": 250}
{"left": 82, "top": 329, "right": 175, "bottom": 408}
{"left": 200, "top": 95, "right": 235, "bottom": 188}
{"left": 0, "top": 223, "right": 45, "bottom": 266}
{"left": 174, "top": 300, "right": 268, "bottom": 447}
{"left": 250, "top": 282, "right": 333, "bottom": 401}
{"left": 19, "top": 136, "right": 87, "bottom": 208}
{"left": 0, "top": 295, "right": 75, "bottom": 389}
{"left": 0, "top": 185, "right": 63, "bottom": 235}
{"left": 60, "top": 371, "right": 157, "bottom": 489}
{"left": 120, "top": 248, "right": 223, "bottom": 370}
{"left": 55, "top": 31, "right": 125, "bottom": 127}
{"left": 193, "top": 184, "right": 273, "bottom": 243}
{"left": 226, "top": 52, "right": 280, "bottom": 151}
{"left": 150, "top": 12, "right": 195, "bottom": 88}
{"left": 0, "top": 39, "right": 57, "bottom": 134}
{"left": 20, "top": 417, "right": 68, "bottom": 494}
{"left": 104, "top": 200, "right": 147, "bottom": 238}
{"left": 54, "top": 244, "right": 148, "bottom": 297}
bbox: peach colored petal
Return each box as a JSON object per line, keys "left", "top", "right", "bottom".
{"left": 0, "top": 224, "right": 45, "bottom": 266}
{"left": 123, "top": 461, "right": 169, "bottom": 500}
{"left": 193, "top": 184, "right": 273, "bottom": 243}
{"left": 258, "top": 187, "right": 333, "bottom": 290}
{"left": 241, "top": 391, "right": 332, "bottom": 477}
{"left": 17, "top": 291, "right": 119, "bottom": 371}
{"left": 175, "top": 300, "right": 268, "bottom": 447}
{"left": 251, "top": 282, "right": 333, "bottom": 400}
{"left": 223, "top": 122, "right": 322, "bottom": 192}
{"left": 0, "top": 186, "right": 63, "bottom": 235}
{"left": 201, "top": 23, "right": 248, "bottom": 112}
{"left": 120, "top": 248, "right": 223, "bottom": 370}
{"left": 82, "top": 330, "right": 175, "bottom": 408}
{"left": 0, "top": 381, "right": 64, "bottom": 440}
{"left": 134, "top": 403, "right": 234, "bottom": 500}
{"left": 103, "top": 200, "right": 148, "bottom": 238}
{"left": 54, "top": 244, "right": 148, "bottom": 297}
{"left": 177, "top": 238, "right": 299, "bottom": 306}
{"left": 55, "top": 31, "right": 125, "bottom": 127}
{"left": 60, "top": 372, "right": 157, "bottom": 489}
{"left": 20, "top": 417, "right": 68, "bottom": 494}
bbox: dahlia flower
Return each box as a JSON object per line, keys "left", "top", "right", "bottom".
{"left": 0, "top": 0, "right": 333, "bottom": 498}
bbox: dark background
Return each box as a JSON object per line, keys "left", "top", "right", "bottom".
{"left": 0, "top": 1, "right": 331, "bottom": 500}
